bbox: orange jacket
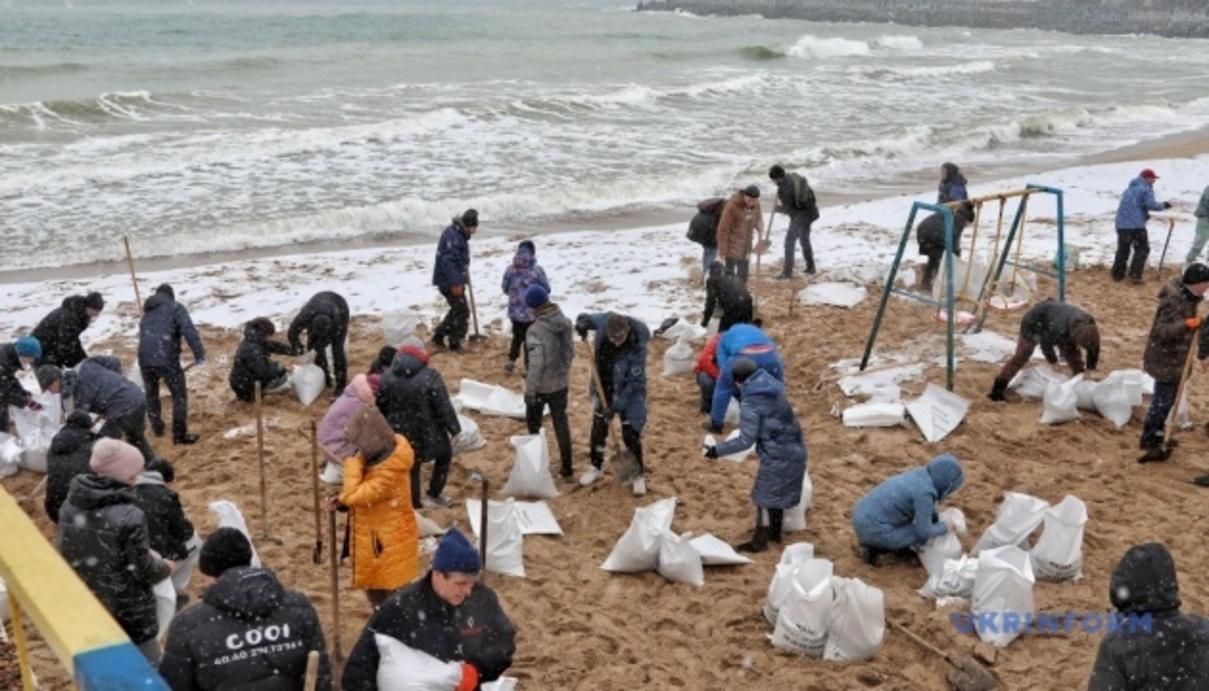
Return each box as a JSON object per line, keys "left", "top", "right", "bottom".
{"left": 694, "top": 333, "right": 721, "bottom": 380}
{"left": 340, "top": 435, "right": 419, "bottom": 590}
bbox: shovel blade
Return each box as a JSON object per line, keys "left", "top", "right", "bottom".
{"left": 947, "top": 655, "right": 999, "bottom": 691}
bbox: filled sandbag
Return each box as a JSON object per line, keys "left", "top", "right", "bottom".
{"left": 9, "top": 397, "right": 61, "bottom": 473}
{"left": 703, "top": 430, "right": 752, "bottom": 463}
{"left": 484, "top": 499, "right": 526, "bottom": 578}
{"left": 1030, "top": 495, "right": 1088, "bottom": 582}
{"left": 689, "top": 533, "right": 752, "bottom": 566}
{"left": 457, "top": 379, "right": 527, "bottom": 419}
{"left": 154, "top": 576, "right": 176, "bottom": 640}
{"left": 502, "top": 431, "right": 558, "bottom": 499}
{"left": 780, "top": 472, "right": 814, "bottom": 533}
{"left": 771, "top": 559, "right": 834, "bottom": 658}
{"left": 905, "top": 384, "right": 969, "bottom": 442}
{"left": 657, "top": 530, "right": 705, "bottom": 587}
{"left": 662, "top": 336, "right": 696, "bottom": 377}
{"left": 0, "top": 434, "right": 20, "bottom": 479}
{"left": 823, "top": 577, "right": 886, "bottom": 662}
{"left": 452, "top": 414, "right": 486, "bottom": 454}
{"left": 971, "top": 545, "right": 1036, "bottom": 648}
{"left": 1039, "top": 374, "right": 1081, "bottom": 425}
{"left": 919, "top": 555, "right": 978, "bottom": 600}
{"left": 1092, "top": 378, "right": 1132, "bottom": 429}
{"left": 601, "top": 497, "right": 677, "bottom": 573}
{"left": 292, "top": 363, "right": 326, "bottom": 407}
{"left": 374, "top": 633, "right": 464, "bottom": 689}
{"left": 208, "top": 500, "right": 262, "bottom": 567}
{"left": 381, "top": 311, "right": 420, "bottom": 347}
{"left": 842, "top": 402, "right": 906, "bottom": 428}
{"left": 799, "top": 282, "right": 866, "bottom": 308}
{"left": 1072, "top": 379, "right": 1098, "bottom": 411}
{"left": 916, "top": 508, "right": 966, "bottom": 577}
{"left": 659, "top": 319, "right": 707, "bottom": 344}
{"left": 1103, "top": 369, "right": 1150, "bottom": 406}
{"left": 1008, "top": 365, "right": 1065, "bottom": 400}
{"left": 973, "top": 492, "right": 1049, "bottom": 555}
{"left": 763, "top": 543, "right": 816, "bottom": 625}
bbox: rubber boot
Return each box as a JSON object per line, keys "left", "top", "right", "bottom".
{"left": 988, "top": 377, "right": 1009, "bottom": 402}
{"left": 768, "top": 509, "right": 784, "bottom": 544}
{"left": 736, "top": 526, "right": 769, "bottom": 553}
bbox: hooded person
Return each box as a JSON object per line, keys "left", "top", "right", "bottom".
{"left": 138, "top": 283, "right": 206, "bottom": 445}
{"left": 432, "top": 209, "right": 479, "bottom": 352}
{"left": 229, "top": 317, "right": 294, "bottom": 403}
{"left": 1088, "top": 543, "right": 1209, "bottom": 690}
{"left": 38, "top": 355, "right": 157, "bottom": 463}
{"left": 522, "top": 285, "right": 575, "bottom": 478}
{"left": 701, "top": 261, "right": 754, "bottom": 333}
{"left": 915, "top": 203, "right": 975, "bottom": 293}
{"left": 705, "top": 359, "right": 808, "bottom": 553}
{"left": 159, "top": 528, "right": 333, "bottom": 691}
{"left": 316, "top": 373, "right": 376, "bottom": 485}
{"left": 30, "top": 291, "right": 104, "bottom": 368}
{"left": 851, "top": 454, "right": 965, "bottom": 565}
{"left": 501, "top": 240, "right": 551, "bottom": 374}
{"left": 714, "top": 185, "right": 765, "bottom": 282}
{"left": 938, "top": 162, "right": 969, "bottom": 205}
{"left": 989, "top": 299, "right": 1101, "bottom": 401}
{"left": 57, "top": 438, "right": 172, "bottom": 663}
{"left": 376, "top": 344, "right": 461, "bottom": 508}
{"left": 325, "top": 406, "right": 418, "bottom": 608}
{"left": 342, "top": 528, "right": 517, "bottom": 691}
{"left": 769, "top": 164, "right": 821, "bottom": 278}
{"left": 574, "top": 311, "right": 651, "bottom": 495}
{"left": 1138, "top": 263, "right": 1209, "bottom": 462}
{"left": 288, "top": 291, "right": 351, "bottom": 393}
{"left": 0, "top": 336, "right": 42, "bottom": 434}
{"left": 704, "top": 324, "right": 785, "bottom": 433}
{"left": 133, "top": 459, "right": 199, "bottom": 599}
{"left": 1113, "top": 169, "right": 1172, "bottom": 284}
{"left": 44, "top": 410, "right": 98, "bottom": 523}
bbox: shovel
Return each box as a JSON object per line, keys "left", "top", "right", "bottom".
{"left": 890, "top": 619, "right": 1000, "bottom": 691}
{"left": 582, "top": 339, "right": 642, "bottom": 485}
{"left": 1155, "top": 217, "right": 1177, "bottom": 278}
{"left": 309, "top": 420, "right": 323, "bottom": 565}
{"left": 465, "top": 274, "right": 488, "bottom": 343}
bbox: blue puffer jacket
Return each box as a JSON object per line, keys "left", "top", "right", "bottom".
{"left": 1115, "top": 176, "right": 1165, "bottom": 230}
{"left": 579, "top": 313, "right": 649, "bottom": 432}
{"left": 137, "top": 291, "right": 205, "bottom": 369}
{"left": 501, "top": 247, "right": 550, "bottom": 323}
{"left": 714, "top": 370, "right": 807, "bottom": 509}
{"left": 851, "top": 454, "right": 964, "bottom": 551}
{"left": 432, "top": 220, "right": 470, "bottom": 289}
{"left": 71, "top": 356, "right": 144, "bottom": 419}
{"left": 709, "top": 324, "right": 785, "bottom": 427}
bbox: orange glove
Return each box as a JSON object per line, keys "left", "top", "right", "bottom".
{"left": 456, "top": 663, "right": 479, "bottom": 691}
{"left": 1187, "top": 317, "right": 1202, "bottom": 329}
{"left": 450, "top": 284, "right": 465, "bottom": 298}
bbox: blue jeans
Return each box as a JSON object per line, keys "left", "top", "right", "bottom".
{"left": 1141, "top": 379, "right": 1178, "bottom": 449}
{"left": 783, "top": 216, "right": 814, "bottom": 275}
{"left": 701, "top": 246, "right": 717, "bottom": 274}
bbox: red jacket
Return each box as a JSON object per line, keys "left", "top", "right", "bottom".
{"left": 694, "top": 334, "right": 721, "bottom": 379}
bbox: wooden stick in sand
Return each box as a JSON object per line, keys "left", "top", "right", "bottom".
{"left": 122, "top": 235, "right": 144, "bottom": 314}
{"left": 328, "top": 507, "right": 344, "bottom": 669}
{"left": 479, "top": 476, "right": 489, "bottom": 583}
{"left": 310, "top": 419, "right": 323, "bottom": 565}
{"left": 1165, "top": 327, "right": 1200, "bottom": 445}
{"left": 753, "top": 206, "right": 776, "bottom": 320}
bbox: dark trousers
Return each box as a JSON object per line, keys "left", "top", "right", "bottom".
{"left": 141, "top": 365, "right": 188, "bottom": 441}
{"left": 1112, "top": 229, "right": 1149, "bottom": 281}
{"left": 719, "top": 297, "right": 753, "bottom": 333}
{"left": 99, "top": 406, "right": 155, "bottom": 464}
{"left": 995, "top": 336, "right": 1086, "bottom": 383}
{"left": 1141, "top": 379, "right": 1178, "bottom": 450}
{"left": 410, "top": 454, "right": 453, "bottom": 508}
{"left": 589, "top": 410, "right": 643, "bottom": 473}
{"left": 725, "top": 257, "right": 750, "bottom": 282}
{"left": 313, "top": 329, "right": 348, "bottom": 392}
{"left": 783, "top": 216, "right": 814, "bottom": 274}
{"left": 434, "top": 287, "right": 470, "bottom": 347}
{"left": 509, "top": 320, "right": 532, "bottom": 365}
{"left": 920, "top": 243, "right": 962, "bottom": 292}
{"left": 526, "top": 388, "right": 573, "bottom": 473}
{"left": 366, "top": 589, "right": 392, "bottom": 608}
{"left": 696, "top": 372, "right": 716, "bottom": 413}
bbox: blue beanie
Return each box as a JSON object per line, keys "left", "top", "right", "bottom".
{"left": 14, "top": 336, "right": 41, "bottom": 360}
{"left": 433, "top": 527, "right": 481, "bottom": 574}
{"left": 524, "top": 284, "right": 549, "bottom": 310}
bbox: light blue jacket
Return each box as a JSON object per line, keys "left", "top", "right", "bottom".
{"left": 714, "top": 370, "right": 806, "bottom": 509}
{"left": 1115, "top": 176, "right": 1165, "bottom": 230}
{"left": 851, "top": 454, "right": 964, "bottom": 551}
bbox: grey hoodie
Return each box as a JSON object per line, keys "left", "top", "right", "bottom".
{"left": 525, "top": 303, "right": 574, "bottom": 396}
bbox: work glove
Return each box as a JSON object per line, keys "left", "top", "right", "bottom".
{"left": 1164, "top": 201, "right": 1173, "bottom": 210}
{"left": 701, "top": 420, "right": 723, "bottom": 434}
{"left": 700, "top": 319, "right": 709, "bottom": 329}
{"left": 703, "top": 446, "right": 719, "bottom": 459}
{"left": 574, "top": 314, "right": 592, "bottom": 341}
{"left": 450, "top": 284, "right": 465, "bottom": 298}
{"left": 1187, "top": 317, "right": 1202, "bottom": 330}
{"left": 456, "top": 663, "right": 479, "bottom": 691}
{"left": 26, "top": 400, "right": 43, "bottom": 412}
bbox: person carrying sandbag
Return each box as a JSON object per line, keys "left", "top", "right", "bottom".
{"left": 989, "top": 299, "right": 1100, "bottom": 402}
{"left": 0, "top": 336, "right": 42, "bottom": 434}
{"left": 229, "top": 317, "right": 294, "bottom": 403}
{"left": 851, "top": 454, "right": 964, "bottom": 567}
{"left": 343, "top": 528, "right": 517, "bottom": 691}
{"left": 701, "top": 261, "right": 753, "bottom": 333}
{"left": 522, "top": 285, "right": 575, "bottom": 480}
{"left": 288, "top": 291, "right": 351, "bottom": 395}
{"left": 38, "top": 355, "right": 157, "bottom": 463}
{"left": 432, "top": 209, "right": 479, "bottom": 353}
{"left": 915, "top": 205, "right": 974, "bottom": 293}
{"left": 704, "top": 358, "right": 807, "bottom": 553}
{"left": 703, "top": 324, "right": 785, "bottom": 435}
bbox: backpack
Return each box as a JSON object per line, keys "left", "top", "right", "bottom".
{"left": 790, "top": 174, "right": 820, "bottom": 222}
{"left": 686, "top": 197, "right": 727, "bottom": 245}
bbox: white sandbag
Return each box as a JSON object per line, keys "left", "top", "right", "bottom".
{"left": 601, "top": 497, "right": 677, "bottom": 573}
{"left": 906, "top": 383, "right": 969, "bottom": 443}
{"left": 780, "top": 472, "right": 813, "bottom": 533}
{"left": 662, "top": 336, "right": 696, "bottom": 377}
{"left": 381, "top": 311, "right": 420, "bottom": 347}
{"left": 154, "top": 576, "right": 176, "bottom": 640}
{"left": 1104, "top": 369, "right": 1150, "bottom": 406}
{"left": 457, "top": 379, "right": 527, "bottom": 419}
{"left": 292, "top": 363, "right": 326, "bottom": 407}
{"left": 771, "top": 559, "right": 834, "bottom": 658}
{"left": 1073, "top": 379, "right": 1098, "bottom": 411}
{"left": 799, "top": 282, "right": 866, "bottom": 308}
{"left": 703, "top": 430, "right": 752, "bottom": 463}
{"left": 374, "top": 633, "right": 464, "bottom": 689}
{"left": 467, "top": 500, "right": 562, "bottom": 537}
{"left": 689, "top": 533, "right": 752, "bottom": 566}
{"left": 502, "top": 431, "right": 558, "bottom": 499}
{"left": 971, "top": 545, "right": 1036, "bottom": 648}
{"left": 319, "top": 461, "right": 344, "bottom": 485}
{"left": 959, "top": 331, "right": 1019, "bottom": 364}
{"left": 842, "top": 402, "right": 905, "bottom": 428}
{"left": 9, "top": 398, "right": 60, "bottom": 474}
{"left": 659, "top": 318, "right": 707, "bottom": 344}
{"left": 170, "top": 533, "right": 203, "bottom": 594}
{"left": 0, "top": 576, "right": 9, "bottom": 623}
{"left": 972, "top": 492, "right": 1050, "bottom": 556}
{"left": 1039, "top": 374, "right": 1081, "bottom": 425}
{"left": 823, "top": 577, "right": 886, "bottom": 662}
{"left": 724, "top": 399, "right": 740, "bottom": 426}
{"left": 127, "top": 366, "right": 144, "bottom": 391}
{"left": 416, "top": 512, "right": 445, "bottom": 538}
{"left": 919, "top": 555, "right": 979, "bottom": 600}
{"left": 452, "top": 414, "right": 486, "bottom": 454}
{"left": 763, "top": 542, "right": 816, "bottom": 625}
{"left": 657, "top": 530, "right": 705, "bottom": 587}
{"left": 1092, "top": 379, "right": 1132, "bottom": 429}
{"left": 482, "top": 679, "right": 518, "bottom": 691}
{"left": 837, "top": 363, "right": 924, "bottom": 402}
{"left": 1030, "top": 495, "right": 1088, "bottom": 582}
{"left": 208, "top": 500, "right": 262, "bottom": 567}
{"left": 483, "top": 499, "right": 525, "bottom": 578}
{"left": 934, "top": 256, "right": 989, "bottom": 303}
{"left": 1008, "top": 365, "right": 1065, "bottom": 400}
{"left": 916, "top": 508, "right": 966, "bottom": 577}
{"left": 0, "top": 434, "right": 20, "bottom": 479}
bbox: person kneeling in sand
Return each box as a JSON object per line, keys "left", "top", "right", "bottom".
{"left": 703, "top": 324, "right": 784, "bottom": 434}
{"left": 694, "top": 333, "right": 722, "bottom": 415}
{"left": 851, "top": 454, "right": 964, "bottom": 567}
{"left": 988, "top": 299, "right": 1100, "bottom": 402}
{"left": 704, "top": 358, "right": 807, "bottom": 553}
{"left": 343, "top": 528, "right": 516, "bottom": 691}
{"left": 229, "top": 317, "right": 295, "bottom": 402}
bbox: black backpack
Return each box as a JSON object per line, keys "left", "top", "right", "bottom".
{"left": 790, "top": 174, "right": 820, "bottom": 222}
{"left": 686, "top": 197, "right": 727, "bottom": 245}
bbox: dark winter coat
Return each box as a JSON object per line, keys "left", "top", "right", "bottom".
{"left": 287, "top": 292, "right": 349, "bottom": 355}
{"left": 709, "top": 324, "right": 785, "bottom": 427}
{"left": 376, "top": 351, "right": 460, "bottom": 461}
{"left": 501, "top": 248, "right": 550, "bottom": 323}
{"left": 688, "top": 211, "right": 718, "bottom": 248}
{"left": 1020, "top": 300, "right": 1100, "bottom": 368}
{"left": 342, "top": 571, "right": 516, "bottom": 691}
{"left": 44, "top": 411, "right": 98, "bottom": 524}
{"left": 72, "top": 356, "right": 144, "bottom": 419}
{"left": 230, "top": 321, "right": 294, "bottom": 403}
{"left": 432, "top": 220, "right": 471, "bottom": 290}
{"left": 138, "top": 291, "right": 205, "bottom": 369}
{"left": 0, "top": 343, "right": 33, "bottom": 425}
{"left": 1142, "top": 280, "right": 1209, "bottom": 382}
{"left": 1088, "top": 543, "right": 1209, "bottom": 690}
{"left": 31, "top": 295, "right": 93, "bottom": 368}
{"left": 57, "top": 474, "right": 171, "bottom": 644}
{"left": 702, "top": 263, "right": 754, "bottom": 327}
{"left": 159, "top": 566, "right": 333, "bottom": 691}
{"left": 917, "top": 208, "right": 972, "bottom": 256}
{"left": 576, "top": 313, "right": 650, "bottom": 432}
{"left": 938, "top": 163, "right": 969, "bottom": 205}
{"left": 851, "top": 454, "right": 964, "bottom": 551}
{"left": 1115, "top": 176, "right": 1166, "bottom": 230}
{"left": 525, "top": 303, "right": 574, "bottom": 396}
{"left": 133, "top": 471, "right": 194, "bottom": 561}
{"left": 775, "top": 173, "right": 819, "bottom": 221}
{"left": 713, "top": 370, "right": 807, "bottom": 510}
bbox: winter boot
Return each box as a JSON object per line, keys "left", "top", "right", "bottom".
{"left": 768, "top": 509, "right": 784, "bottom": 544}
{"left": 1138, "top": 445, "right": 1173, "bottom": 463}
{"left": 988, "top": 378, "right": 1009, "bottom": 402}
{"left": 736, "top": 526, "right": 769, "bottom": 553}
{"left": 173, "top": 433, "right": 200, "bottom": 446}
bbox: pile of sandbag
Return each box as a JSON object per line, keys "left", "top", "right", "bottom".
{"left": 764, "top": 544, "right": 886, "bottom": 661}
{"left": 1015, "top": 366, "right": 1153, "bottom": 429}
{"left": 452, "top": 413, "right": 486, "bottom": 454}
{"left": 600, "top": 497, "right": 751, "bottom": 586}
{"left": 464, "top": 498, "right": 565, "bottom": 579}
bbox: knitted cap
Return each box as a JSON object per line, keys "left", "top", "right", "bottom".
{"left": 84, "top": 292, "right": 105, "bottom": 311}
{"left": 462, "top": 209, "right": 479, "bottom": 228}
{"left": 433, "top": 527, "right": 481, "bottom": 574}
{"left": 89, "top": 438, "right": 144, "bottom": 482}
{"left": 1183, "top": 263, "right": 1209, "bottom": 286}
{"left": 199, "top": 528, "right": 254, "bottom": 577}
{"left": 36, "top": 365, "right": 62, "bottom": 392}
{"left": 524, "top": 285, "right": 549, "bottom": 310}
{"left": 742, "top": 184, "right": 760, "bottom": 199}
{"left": 14, "top": 336, "right": 41, "bottom": 360}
